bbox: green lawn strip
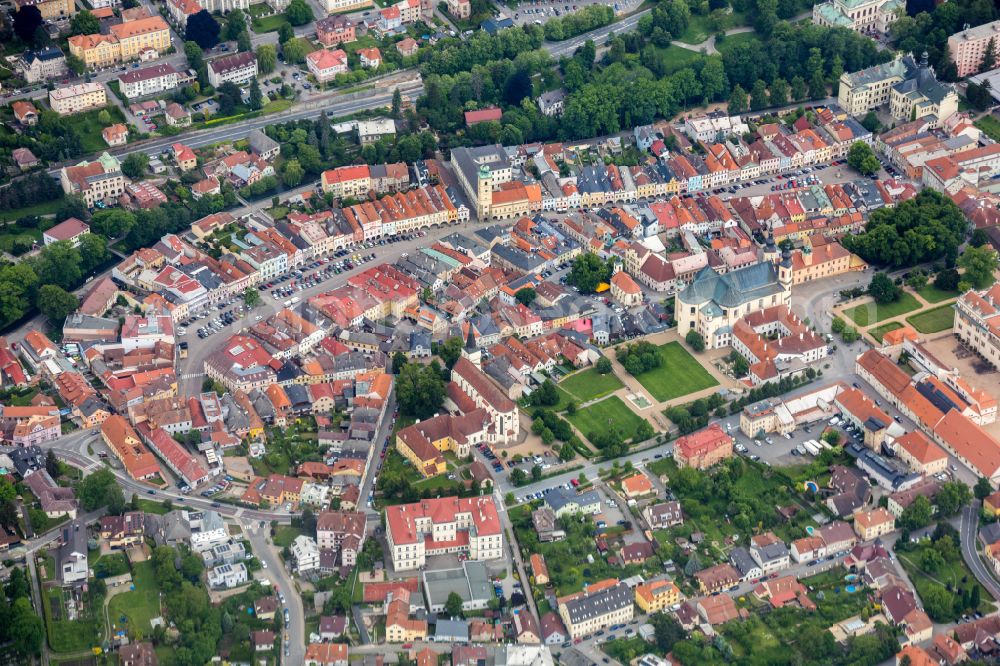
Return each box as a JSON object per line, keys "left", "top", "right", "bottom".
{"left": 558, "top": 367, "right": 623, "bottom": 404}
{"left": 906, "top": 304, "right": 955, "bottom": 334}
{"left": 0, "top": 198, "right": 63, "bottom": 223}
{"left": 917, "top": 284, "right": 959, "bottom": 304}
{"left": 630, "top": 341, "right": 718, "bottom": 403}
{"left": 135, "top": 499, "right": 171, "bottom": 515}
{"left": 843, "top": 292, "right": 921, "bottom": 327}
{"left": 869, "top": 321, "right": 903, "bottom": 343}
{"left": 567, "top": 395, "right": 645, "bottom": 443}
{"left": 652, "top": 45, "right": 704, "bottom": 74}
{"left": 107, "top": 561, "right": 160, "bottom": 639}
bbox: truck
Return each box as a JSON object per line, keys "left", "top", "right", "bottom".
{"left": 803, "top": 440, "right": 821, "bottom": 456}
{"left": 817, "top": 438, "right": 833, "bottom": 451}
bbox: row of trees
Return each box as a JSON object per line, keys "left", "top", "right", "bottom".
{"left": 0, "top": 233, "right": 109, "bottom": 328}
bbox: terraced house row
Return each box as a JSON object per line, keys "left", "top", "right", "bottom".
{"left": 451, "top": 106, "right": 874, "bottom": 220}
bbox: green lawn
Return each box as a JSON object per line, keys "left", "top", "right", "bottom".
{"left": 557, "top": 367, "right": 623, "bottom": 404}
{"left": 135, "top": 499, "right": 171, "bottom": 515}
{"left": 252, "top": 12, "right": 289, "bottom": 32}
{"left": 629, "top": 341, "right": 718, "bottom": 402}
{"left": 906, "top": 304, "right": 955, "bottom": 334}
{"left": 918, "top": 283, "right": 960, "bottom": 304}
{"left": 566, "top": 395, "right": 645, "bottom": 443}
{"left": 897, "top": 543, "right": 994, "bottom": 622}
{"left": 45, "top": 587, "right": 104, "bottom": 653}
{"left": 975, "top": 114, "right": 1000, "bottom": 143}
{"left": 73, "top": 106, "right": 128, "bottom": 153}
{"left": 107, "top": 561, "right": 161, "bottom": 639}
{"left": 272, "top": 525, "right": 304, "bottom": 549}
{"left": 843, "top": 292, "right": 921, "bottom": 327}
{"left": 869, "top": 321, "right": 903, "bottom": 342}
{"left": 653, "top": 45, "right": 704, "bottom": 74}
{"left": 716, "top": 32, "right": 761, "bottom": 53}
{"left": 247, "top": 2, "right": 271, "bottom": 16}
{"left": 0, "top": 198, "right": 64, "bottom": 223}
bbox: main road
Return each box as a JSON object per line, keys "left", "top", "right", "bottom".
{"left": 961, "top": 502, "right": 1000, "bottom": 600}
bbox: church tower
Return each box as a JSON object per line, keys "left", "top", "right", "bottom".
{"left": 476, "top": 165, "right": 493, "bottom": 220}
{"left": 462, "top": 323, "right": 482, "bottom": 368}
{"left": 778, "top": 246, "right": 793, "bottom": 290}
{"left": 762, "top": 234, "right": 779, "bottom": 264}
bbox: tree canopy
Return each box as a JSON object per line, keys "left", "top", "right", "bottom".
{"left": 843, "top": 190, "right": 968, "bottom": 268}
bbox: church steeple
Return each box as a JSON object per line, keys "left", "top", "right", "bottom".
{"left": 462, "top": 323, "right": 481, "bottom": 368}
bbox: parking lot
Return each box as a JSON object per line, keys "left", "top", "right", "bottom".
{"left": 714, "top": 160, "right": 899, "bottom": 201}
{"left": 501, "top": 0, "right": 642, "bottom": 27}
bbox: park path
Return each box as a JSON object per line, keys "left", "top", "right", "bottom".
{"left": 598, "top": 328, "right": 739, "bottom": 432}
{"left": 669, "top": 11, "right": 813, "bottom": 55}
{"left": 830, "top": 288, "right": 958, "bottom": 344}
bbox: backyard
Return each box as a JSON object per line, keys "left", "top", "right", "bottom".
{"left": 843, "top": 292, "right": 921, "bottom": 327}
{"left": 44, "top": 585, "right": 105, "bottom": 654}
{"left": 566, "top": 395, "right": 645, "bottom": 443}
{"left": 107, "top": 561, "right": 161, "bottom": 640}
{"left": 906, "top": 304, "right": 955, "bottom": 334}
{"left": 76, "top": 106, "right": 128, "bottom": 153}
{"left": 630, "top": 341, "right": 718, "bottom": 403}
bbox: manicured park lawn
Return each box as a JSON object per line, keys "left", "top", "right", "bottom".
{"left": 844, "top": 292, "right": 921, "bottom": 327}
{"left": 869, "top": 321, "right": 902, "bottom": 342}
{"left": 558, "top": 367, "right": 623, "bottom": 404}
{"left": 907, "top": 304, "right": 955, "bottom": 334}
{"left": 975, "top": 114, "right": 1000, "bottom": 143}
{"left": 108, "top": 561, "right": 161, "bottom": 638}
{"left": 567, "top": 395, "right": 645, "bottom": 443}
{"left": 917, "top": 283, "right": 960, "bottom": 304}
{"left": 630, "top": 341, "right": 718, "bottom": 402}
{"left": 252, "top": 12, "right": 289, "bottom": 32}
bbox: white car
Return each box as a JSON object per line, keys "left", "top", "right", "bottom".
{"left": 261, "top": 560, "right": 268, "bottom": 569}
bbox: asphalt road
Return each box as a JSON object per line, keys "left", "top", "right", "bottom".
{"left": 243, "top": 520, "right": 306, "bottom": 664}
{"left": 544, "top": 9, "right": 650, "bottom": 57}
{"left": 45, "top": 79, "right": 424, "bottom": 177}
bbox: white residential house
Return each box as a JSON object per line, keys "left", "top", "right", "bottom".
{"left": 290, "top": 535, "right": 320, "bottom": 574}
{"left": 208, "top": 562, "right": 248, "bottom": 588}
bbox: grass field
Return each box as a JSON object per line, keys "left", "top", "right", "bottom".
{"left": 843, "top": 292, "right": 921, "bottom": 327}
{"left": 272, "top": 525, "right": 304, "bottom": 548}
{"left": 975, "top": 114, "right": 1000, "bottom": 143}
{"left": 75, "top": 106, "right": 128, "bottom": 153}
{"left": 558, "top": 367, "right": 623, "bottom": 404}
{"left": 0, "top": 198, "right": 63, "bottom": 223}
{"left": 653, "top": 45, "right": 705, "bottom": 74}
{"left": 716, "top": 32, "right": 760, "bottom": 53}
{"left": 45, "top": 587, "right": 104, "bottom": 653}
{"left": 567, "top": 395, "right": 645, "bottom": 443}
{"left": 897, "top": 543, "right": 994, "bottom": 622}
{"left": 107, "top": 561, "right": 160, "bottom": 638}
{"left": 630, "top": 341, "right": 718, "bottom": 403}
{"left": 907, "top": 304, "right": 955, "bottom": 334}
{"left": 252, "top": 12, "right": 289, "bottom": 32}
{"left": 917, "top": 283, "right": 960, "bottom": 304}
{"left": 869, "top": 321, "right": 903, "bottom": 342}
